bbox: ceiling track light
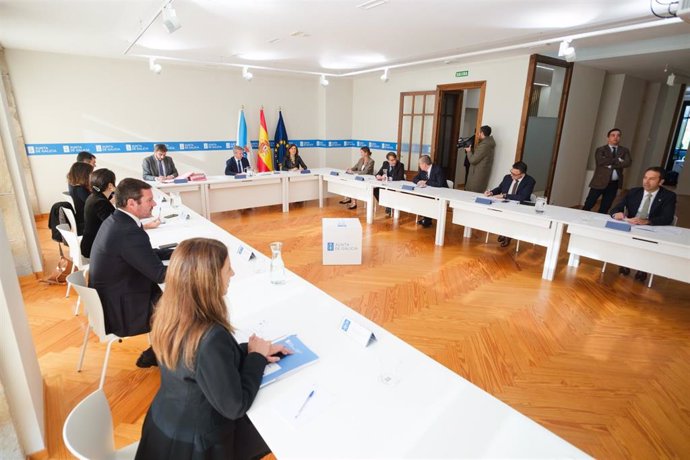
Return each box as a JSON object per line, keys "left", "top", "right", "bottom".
{"left": 356, "top": 0, "right": 388, "bottom": 9}
{"left": 319, "top": 74, "right": 329, "bottom": 87}
{"left": 162, "top": 2, "right": 181, "bottom": 34}
{"left": 242, "top": 66, "right": 253, "bottom": 81}
{"left": 380, "top": 68, "right": 390, "bottom": 82}
{"left": 558, "top": 39, "right": 576, "bottom": 62}
{"left": 149, "top": 57, "right": 162, "bottom": 74}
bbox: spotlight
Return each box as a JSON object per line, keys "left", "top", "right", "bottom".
{"left": 319, "top": 74, "right": 329, "bottom": 86}
{"left": 380, "top": 68, "right": 389, "bottom": 83}
{"left": 242, "top": 66, "right": 253, "bottom": 81}
{"left": 149, "top": 57, "right": 162, "bottom": 74}
{"left": 558, "top": 39, "right": 576, "bottom": 62}
{"left": 162, "top": 3, "right": 181, "bottom": 34}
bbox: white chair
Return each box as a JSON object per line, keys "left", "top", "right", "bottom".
{"left": 57, "top": 224, "right": 89, "bottom": 314}
{"left": 62, "top": 206, "right": 78, "bottom": 235}
{"left": 446, "top": 180, "right": 454, "bottom": 189}
{"left": 63, "top": 388, "right": 139, "bottom": 460}
{"left": 67, "top": 271, "right": 122, "bottom": 389}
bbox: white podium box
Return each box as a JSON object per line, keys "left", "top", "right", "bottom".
{"left": 322, "top": 218, "right": 362, "bottom": 265}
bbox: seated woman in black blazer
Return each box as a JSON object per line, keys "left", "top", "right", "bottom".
{"left": 136, "top": 238, "right": 291, "bottom": 460}
{"left": 374, "top": 152, "right": 405, "bottom": 216}
{"left": 283, "top": 143, "right": 308, "bottom": 171}
{"left": 66, "top": 161, "right": 94, "bottom": 235}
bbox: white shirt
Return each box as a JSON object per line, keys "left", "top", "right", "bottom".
{"left": 635, "top": 189, "right": 659, "bottom": 218}
{"left": 609, "top": 145, "right": 620, "bottom": 181}
{"left": 426, "top": 165, "right": 432, "bottom": 180}
{"left": 119, "top": 209, "right": 142, "bottom": 228}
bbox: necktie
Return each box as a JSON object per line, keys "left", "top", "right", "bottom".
{"left": 612, "top": 147, "right": 617, "bottom": 156}
{"left": 510, "top": 180, "right": 519, "bottom": 195}
{"left": 637, "top": 193, "right": 652, "bottom": 219}
{"left": 158, "top": 159, "right": 165, "bottom": 176}
{"left": 237, "top": 159, "right": 242, "bottom": 172}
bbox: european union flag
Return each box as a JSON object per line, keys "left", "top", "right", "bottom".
{"left": 274, "top": 110, "right": 289, "bottom": 170}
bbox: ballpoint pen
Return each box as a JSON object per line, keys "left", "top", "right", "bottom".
{"left": 294, "top": 390, "right": 315, "bottom": 419}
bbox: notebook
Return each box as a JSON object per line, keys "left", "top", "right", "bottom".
{"left": 260, "top": 335, "right": 319, "bottom": 388}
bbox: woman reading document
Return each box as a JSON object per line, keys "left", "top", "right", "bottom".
{"left": 136, "top": 238, "right": 290, "bottom": 460}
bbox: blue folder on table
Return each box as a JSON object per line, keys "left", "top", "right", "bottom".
{"left": 260, "top": 335, "right": 319, "bottom": 388}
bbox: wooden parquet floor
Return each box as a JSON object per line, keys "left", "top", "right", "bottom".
{"left": 21, "top": 197, "right": 690, "bottom": 459}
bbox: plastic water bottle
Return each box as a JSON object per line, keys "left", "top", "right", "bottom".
{"left": 270, "top": 242, "right": 286, "bottom": 285}
{"left": 535, "top": 196, "right": 547, "bottom": 213}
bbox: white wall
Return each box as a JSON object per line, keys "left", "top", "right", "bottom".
{"left": 551, "top": 64, "right": 606, "bottom": 207}
{"left": 0, "top": 214, "right": 45, "bottom": 455}
{"left": 351, "top": 55, "right": 531, "bottom": 187}
{"left": 627, "top": 82, "right": 661, "bottom": 187}
{"left": 587, "top": 73, "right": 625, "bottom": 170}
{"left": 5, "top": 49, "right": 339, "bottom": 213}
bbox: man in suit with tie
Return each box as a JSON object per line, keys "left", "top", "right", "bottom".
{"left": 413, "top": 154, "right": 448, "bottom": 228}
{"left": 89, "top": 178, "right": 169, "bottom": 367}
{"left": 225, "top": 145, "right": 251, "bottom": 175}
{"left": 610, "top": 166, "right": 677, "bottom": 282}
{"left": 484, "top": 161, "right": 537, "bottom": 247}
{"left": 582, "top": 128, "right": 632, "bottom": 213}
{"left": 142, "top": 144, "right": 179, "bottom": 182}
{"left": 374, "top": 152, "right": 406, "bottom": 216}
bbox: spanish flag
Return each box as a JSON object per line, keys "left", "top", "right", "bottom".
{"left": 257, "top": 109, "right": 274, "bottom": 172}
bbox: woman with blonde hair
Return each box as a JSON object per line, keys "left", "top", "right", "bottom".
{"left": 136, "top": 238, "right": 290, "bottom": 460}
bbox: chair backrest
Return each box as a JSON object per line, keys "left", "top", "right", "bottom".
{"left": 57, "top": 224, "right": 87, "bottom": 269}
{"left": 672, "top": 215, "right": 678, "bottom": 226}
{"left": 62, "top": 206, "right": 78, "bottom": 234}
{"left": 63, "top": 389, "right": 115, "bottom": 460}
{"left": 67, "top": 271, "right": 112, "bottom": 342}
{"left": 530, "top": 193, "right": 537, "bottom": 202}
{"left": 446, "top": 180, "right": 454, "bottom": 189}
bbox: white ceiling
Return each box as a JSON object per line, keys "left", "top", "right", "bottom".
{"left": 0, "top": 0, "right": 688, "bottom": 80}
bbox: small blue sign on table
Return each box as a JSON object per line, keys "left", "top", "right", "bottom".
{"left": 401, "top": 184, "right": 415, "bottom": 191}
{"left": 300, "top": 169, "right": 312, "bottom": 174}
{"left": 235, "top": 174, "right": 247, "bottom": 180}
{"left": 355, "top": 176, "right": 365, "bottom": 181}
{"left": 475, "top": 197, "right": 493, "bottom": 205}
{"left": 605, "top": 220, "right": 631, "bottom": 232}
{"left": 173, "top": 178, "right": 188, "bottom": 184}
{"left": 330, "top": 171, "right": 339, "bottom": 176}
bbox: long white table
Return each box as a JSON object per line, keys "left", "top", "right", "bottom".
{"left": 566, "top": 215, "right": 690, "bottom": 285}
{"left": 321, "top": 171, "right": 377, "bottom": 224}
{"left": 144, "top": 193, "right": 589, "bottom": 459}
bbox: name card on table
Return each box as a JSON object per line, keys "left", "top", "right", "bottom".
{"left": 474, "top": 197, "right": 493, "bottom": 205}
{"left": 605, "top": 220, "right": 631, "bottom": 232}
{"left": 235, "top": 174, "right": 247, "bottom": 179}
{"left": 300, "top": 169, "right": 312, "bottom": 174}
{"left": 355, "top": 176, "right": 365, "bottom": 181}
{"left": 340, "top": 318, "right": 376, "bottom": 347}
{"left": 401, "top": 184, "right": 416, "bottom": 191}
{"left": 330, "top": 171, "right": 340, "bottom": 176}
{"left": 236, "top": 245, "right": 256, "bottom": 261}
{"left": 173, "top": 178, "right": 189, "bottom": 184}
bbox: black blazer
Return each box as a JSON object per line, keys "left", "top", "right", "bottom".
{"left": 375, "top": 161, "right": 405, "bottom": 181}
{"left": 412, "top": 165, "right": 448, "bottom": 188}
{"left": 142, "top": 155, "right": 179, "bottom": 181}
{"left": 225, "top": 157, "right": 251, "bottom": 175}
{"left": 89, "top": 210, "right": 167, "bottom": 337}
{"left": 490, "top": 174, "right": 536, "bottom": 202}
{"left": 609, "top": 186, "right": 677, "bottom": 226}
{"left": 68, "top": 184, "right": 90, "bottom": 235}
{"left": 283, "top": 154, "right": 308, "bottom": 171}
{"left": 135, "top": 324, "right": 269, "bottom": 460}
{"left": 80, "top": 192, "right": 115, "bottom": 258}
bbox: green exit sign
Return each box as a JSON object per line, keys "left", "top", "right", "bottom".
{"left": 455, "top": 70, "right": 469, "bottom": 78}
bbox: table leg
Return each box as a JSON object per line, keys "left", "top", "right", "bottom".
{"left": 318, "top": 176, "right": 324, "bottom": 208}
{"left": 463, "top": 226, "right": 472, "bottom": 239}
{"left": 568, "top": 253, "right": 580, "bottom": 268}
{"left": 435, "top": 199, "right": 448, "bottom": 246}
{"left": 202, "top": 183, "right": 210, "bottom": 220}
{"left": 366, "top": 193, "right": 374, "bottom": 224}
{"left": 542, "top": 222, "right": 564, "bottom": 281}
{"left": 282, "top": 178, "right": 289, "bottom": 213}
{"left": 393, "top": 209, "right": 400, "bottom": 221}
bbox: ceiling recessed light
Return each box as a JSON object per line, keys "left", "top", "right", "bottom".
{"left": 290, "top": 31, "right": 305, "bottom": 37}
{"left": 268, "top": 38, "right": 280, "bottom": 44}
{"left": 357, "top": 0, "right": 388, "bottom": 10}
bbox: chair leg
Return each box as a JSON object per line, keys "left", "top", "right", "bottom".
{"left": 148, "top": 332, "right": 152, "bottom": 345}
{"left": 73, "top": 295, "right": 81, "bottom": 316}
{"left": 485, "top": 232, "right": 490, "bottom": 244}
{"left": 515, "top": 240, "right": 521, "bottom": 253}
{"left": 65, "top": 264, "right": 76, "bottom": 298}
{"left": 77, "top": 324, "right": 90, "bottom": 372}
{"left": 601, "top": 262, "right": 607, "bottom": 273}
{"left": 648, "top": 274, "right": 654, "bottom": 288}
{"left": 99, "top": 339, "right": 118, "bottom": 390}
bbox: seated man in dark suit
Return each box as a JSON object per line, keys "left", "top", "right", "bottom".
{"left": 485, "top": 161, "right": 537, "bottom": 247}
{"left": 225, "top": 145, "right": 251, "bottom": 175}
{"left": 374, "top": 152, "right": 406, "bottom": 216}
{"left": 610, "top": 166, "right": 677, "bottom": 282}
{"left": 89, "top": 178, "right": 169, "bottom": 367}
{"left": 413, "top": 154, "right": 448, "bottom": 228}
{"left": 142, "top": 144, "right": 179, "bottom": 182}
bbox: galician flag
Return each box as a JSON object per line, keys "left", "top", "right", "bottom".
{"left": 236, "top": 109, "right": 254, "bottom": 165}
{"left": 257, "top": 108, "right": 274, "bottom": 172}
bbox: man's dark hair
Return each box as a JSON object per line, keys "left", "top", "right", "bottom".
{"left": 154, "top": 144, "right": 168, "bottom": 153}
{"left": 76, "top": 151, "right": 96, "bottom": 163}
{"left": 90, "top": 169, "right": 116, "bottom": 193}
{"left": 645, "top": 166, "right": 665, "bottom": 181}
{"left": 115, "top": 178, "right": 152, "bottom": 208}
{"left": 419, "top": 154, "right": 432, "bottom": 166}
{"left": 512, "top": 161, "right": 528, "bottom": 174}
{"left": 480, "top": 125, "right": 492, "bottom": 137}
{"left": 386, "top": 152, "right": 397, "bottom": 160}
{"left": 607, "top": 128, "right": 621, "bottom": 137}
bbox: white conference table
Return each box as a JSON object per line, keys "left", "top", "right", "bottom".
{"left": 321, "top": 170, "right": 378, "bottom": 224}
{"left": 566, "top": 213, "right": 690, "bottom": 285}
{"left": 145, "top": 195, "right": 589, "bottom": 459}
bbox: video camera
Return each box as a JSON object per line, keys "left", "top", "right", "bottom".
{"left": 457, "top": 135, "right": 475, "bottom": 149}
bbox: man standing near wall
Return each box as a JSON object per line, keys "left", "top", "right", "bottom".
{"left": 464, "top": 125, "right": 495, "bottom": 193}
{"left": 582, "top": 128, "right": 631, "bottom": 213}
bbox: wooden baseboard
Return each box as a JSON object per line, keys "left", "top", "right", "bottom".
{"left": 26, "top": 448, "right": 49, "bottom": 460}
